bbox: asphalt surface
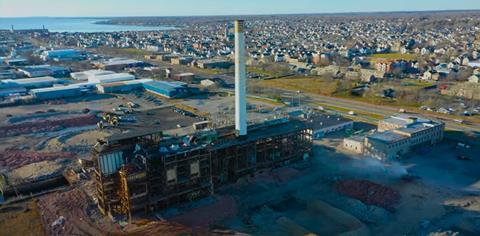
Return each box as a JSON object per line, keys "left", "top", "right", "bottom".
{"left": 249, "top": 88, "right": 480, "bottom": 134}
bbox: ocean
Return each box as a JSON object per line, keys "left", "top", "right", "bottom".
{"left": 0, "top": 17, "right": 175, "bottom": 33}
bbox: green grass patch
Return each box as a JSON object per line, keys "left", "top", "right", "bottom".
{"left": 252, "top": 77, "right": 338, "bottom": 96}
{"left": 247, "top": 95, "right": 285, "bottom": 106}
{"left": 370, "top": 53, "right": 419, "bottom": 61}
{"left": 400, "top": 79, "right": 434, "bottom": 88}
{"left": 118, "top": 48, "right": 148, "bottom": 56}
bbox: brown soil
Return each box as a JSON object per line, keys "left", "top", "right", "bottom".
{"left": 0, "top": 200, "right": 47, "bottom": 236}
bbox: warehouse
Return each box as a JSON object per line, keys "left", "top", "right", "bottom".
{"left": 4, "top": 58, "right": 28, "bottom": 66}
{"left": 0, "top": 70, "right": 17, "bottom": 80}
{"left": 0, "top": 87, "right": 27, "bottom": 97}
{"left": 174, "top": 72, "right": 195, "bottom": 81}
{"left": 40, "top": 49, "right": 85, "bottom": 61}
{"left": 70, "top": 70, "right": 115, "bottom": 81}
{"left": 95, "top": 58, "right": 149, "bottom": 71}
{"left": 87, "top": 73, "right": 135, "bottom": 84}
{"left": 0, "top": 76, "right": 59, "bottom": 89}
{"left": 30, "top": 85, "right": 85, "bottom": 100}
{"left": 97, "top": 78, "right": 153, "bottom": 94}
{"left": 19, "top": 65, "right": 71, "bottom": 78}
{"left": 307, "top": 114, "right": 354, "bottom": 139}
{"left": 143, "top": 80, "right": 189, "bottom": 98}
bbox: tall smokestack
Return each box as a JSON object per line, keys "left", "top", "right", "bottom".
{"left": 235, "top": 20, "right": 247, "bottom": 136}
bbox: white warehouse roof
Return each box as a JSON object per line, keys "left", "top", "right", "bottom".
{"left": 71, "top": 70, "right": 115, "bottom": 81}
{"left": 88, "top": 73, "right": 135, "bottom": 84}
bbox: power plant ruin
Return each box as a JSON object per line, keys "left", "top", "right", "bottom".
{"left": 92, "top": 20, "right": 314, "bottom": 218}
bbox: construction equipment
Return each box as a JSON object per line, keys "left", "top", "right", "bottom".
{"left": 98, "top": 113, "right": 121, "bottom": 129}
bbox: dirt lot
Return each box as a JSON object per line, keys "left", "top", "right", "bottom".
{"left": 0, "top": 200, "right": 46, "bottom": 236}
{"left": 36, "top": 186, "right": 192, "bottom": 236}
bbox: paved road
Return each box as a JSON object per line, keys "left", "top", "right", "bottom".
{"left": 244, "top": 88, "right": 480, "bottom": 133}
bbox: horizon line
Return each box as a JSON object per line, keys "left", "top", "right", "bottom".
{"left": 2, "top": 8, "right": 480, "bottom": 18}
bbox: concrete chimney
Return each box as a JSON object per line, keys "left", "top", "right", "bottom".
{"left": 235, "top": 20, "right": 247, "bottom": 136}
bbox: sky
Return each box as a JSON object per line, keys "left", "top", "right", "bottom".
{"left": 1, "top": 0, "right": 480, "bottom": 17}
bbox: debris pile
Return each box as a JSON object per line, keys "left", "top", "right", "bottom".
{"left": 334, "top": 180, "right": 400, "bottom": 212}
{"left": 0, "top": 149, "right": 75, "bottom": 169}
{"left": 38, "top": 187, "right": 192, "bottom": 236}
{"left": 37, "top": 188, "right": 116, "bottom": 236}
{"left": 0, "top": 114, "right": 98, "bottom": 137}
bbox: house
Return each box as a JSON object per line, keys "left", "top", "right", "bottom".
{"left": 422, "top": 70, "right": 440, "bottom": 81}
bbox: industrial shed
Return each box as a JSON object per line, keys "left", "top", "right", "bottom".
{"left": 71, "top": 70, "right": 115, "bottom": 81}
{"left": 0, "top": 76, "right": 59, "bottom": 89}
{"left": 143, "top": 80, "right": 189, "bottom": 98}
{"left": 88, "top": 73, "right": 135, "bottom": 84}
{"left": 97, "top": 79, "right": 153, "bottom": 94}
{"left": 19, "top": 65, "right": 71, "bottom": 78}
{"left": 30, "top": 85, "right": 85, "bottom": 100}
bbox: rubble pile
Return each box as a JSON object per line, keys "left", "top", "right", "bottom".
{"left": 37, "top": 188, "right": 115, "bottom": 236}
{"left": 334, "top": 180, "right": 401, "bottom": 212}
{"left": 0, "top": 149, "right": 75, "bottom": 169}
{"left": 0, "top": 114, "right": 98, "bottom": 136}
{"left": 38, "top": 187, "right": 192, "bottom": 236}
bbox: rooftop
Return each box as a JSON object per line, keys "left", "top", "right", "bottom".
{"left": 307, "top": 114, "right": 353, "bottom": 130}
{"left": 368, "top": 130, "right": 408, "bottom": 143}
{"left": 382, "top": 114, "right": 437, "bottom": 127}
{"left": 395, "top": 122, "right": 439, "bottom": 134}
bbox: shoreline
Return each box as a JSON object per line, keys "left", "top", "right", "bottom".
{"left": 93, "top": 20, "right": 181, "bottom": 30}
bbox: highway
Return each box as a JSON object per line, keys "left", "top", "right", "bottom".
{"left": 250, "top": 89, "right": 480, "bottom": 133}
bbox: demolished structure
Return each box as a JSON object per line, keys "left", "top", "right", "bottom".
{"left": 92, "top": 20, "right": 314, "bottom": 218}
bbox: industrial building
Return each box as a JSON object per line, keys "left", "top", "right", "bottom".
{"left": 306, "top": 114, "right": 354, "bottom": 139}
{"left": 19, "top": 65, "right": 71, "bottom": 78}
{"left": 30, "top": 82, "right": 96, "bottom": 100}
{"left": 96, "top": 79, "right": 153, "bottom": 94}
{"left": 143, "top": 80, "right": 189, "bottom": 98}
{"left": 0, "top": 76, "right": 59, "bottom": 89}
{"left": 174, "top": 73, "right": 195, "bottom": 82}
{"left": 92, "top": 20, "right": 313, "bottom": 219}
{"left": 71, "top": 70, "right": 115, "bottom": 81}
{"left": 95, "top": 58, "right": 149, "bottom": 71}
{"left": 87, "top": 73, "right": 135, "bottom": 84}
{"left": 343, "top": 114, "right": 445, "bottom": 160}
{"left": 0, "top": 87, "right": 27, "bottom": 98}
{"left": 40, "top": 49, "right": 85, "bottom": 61}
{"left": 0, "top": 70, "right": 17, "bottom": 80}
{"left": 93, "top": 118, "right": 312, "bottom": 218}
{"left": 4, "top": 58, "right": 28, "bottom": 66}
{"left": 30, "top": 85, "right": 84, "bottom": 100}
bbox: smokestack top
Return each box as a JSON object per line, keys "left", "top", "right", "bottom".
{"left": 234, "top": 20, "right": 244, "bottom": 33}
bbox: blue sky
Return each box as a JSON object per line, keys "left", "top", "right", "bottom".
{"left": 1, "top": 0, "right": 480, "bottom": 17}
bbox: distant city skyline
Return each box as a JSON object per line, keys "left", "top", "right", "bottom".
{"left": 1, "top": 0, "right": 480, "bottom": 17}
